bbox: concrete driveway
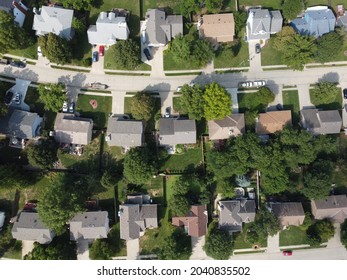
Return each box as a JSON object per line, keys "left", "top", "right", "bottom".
{"left": 77, "top": 240, "right": 90, "bottom": 260}
{"left": 149, "top": 47, "right": 165, "bottom": 77}
{"left": 190, "top": 236, "right": 211, "bottom": 260}
{"left": 248, "top": 40, "right": 262, "bottom": 72}
{"left": 22, "top": 240, "right": 34, "bottom": 258}
{"left": 297, "top": 84, "right": 315, "bottom": 109}
{"left": 91, "top": 46, "right": 104, "bottom": 74}
{"left": 267, "top": 84, "right": 283, "bottom": 110}
{"left": 327, "top": 223, "right": 343, "bottom": 249}
{"left": 126, "top": 238, "right": 139, "bottom": 260}
{"left": 227, "top": 88, "right": 239, "bottom": 113}
{"left": 266, "top": 232, "right": 280, "bottom": 253}
{"left": 160, "top": 91, "right": 173, "bottom": 116}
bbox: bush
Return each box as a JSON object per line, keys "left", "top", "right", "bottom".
{"left": 82, "top": 57, "right": 92, "bottom": 67}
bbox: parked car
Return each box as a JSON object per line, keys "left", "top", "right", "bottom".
{"left": 90, "top": 82, "right": 108, "bottom": 89}
{"left": 276, "top": 103, "right": 283, "bottom": 111}
{"left": 69, "top": 102, "right": 75, "bottom": 113}
{"left": 0, "top": 211, "right": 5, "bottom": 232}
{"left": 14, "top": 93, "right": 21, "bottom": 105}
{"left": 10, "top": 60, "right": 26, "bottom": 68}
{"left": 176, "top": 86, "right": 182, "bottom": 92}
{"left": 343, "top": 88, "right": 347, "bottom": 99}
{"left": 92, "top": 51, "right": 98, "bottom": 62}
{"left": 238, "top": 81, "right": 254, "bottom": 88}
{"left": 4, "top": 91, "right": 13, "bottom": 105}
{"left": 0, "top": 58, "right": 9, "bottom": 65}
{"left": 254, "top": 80, "right": 266, "bottom": 87}
{"left": 37, "top": 46, "right": 43, "bottom": 57}
{"left": 99, "top": 45, "right": 105, "bottom": 56}
{"left": 255, "top": 43, "right": 261, "bottom": 54}
{"left": 143, "top": 48, "right": 151, "bottom": 60}
{"left": 282, "top": 250, "right": 292, "bottom": 256}
{"left": 62, "top": 101, "right": 68, "bottom": 112}
{"left": 165, "top": 107, "right": 170, "bottom": 118}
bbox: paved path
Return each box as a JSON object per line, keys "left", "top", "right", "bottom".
{"left": 111, "top": 91, "right": 126, "bottom": 115}
{"left": 327, "top": 223, "right": 343, "bottom": 249}
{"left": 190, "top": 236, "right": 211, "bottom": 260}
{"left": 126, "top": 238, "right": 140, "bottom": 260}
{"left": 266, "top": 232, "right": 280, "bottom": 253}
{"left": 150, "top": 46, "right": 165, "bottom": 78}
{"left": 267, "top": 84, "right": 283, "bottom": 110}
{"left": 76, "top": 240, "right": 90, "bottom": 260}
{"left": 226, "top": 88, "right": 239, "bottom": 113}
{"left": 297, "top": 84, "right": 315, "bottom": 109}
{"left": 248, "top": 40, "right": 262, "bottom": 72}
{"left": 160, "top": 91, "right": 174, "bottom": 116}
{"left": 22, "top": 240, "right": 34, "bottom": 258}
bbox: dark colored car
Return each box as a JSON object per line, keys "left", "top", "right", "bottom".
{"left": 99, "top": 45, "right": 105, "bottom": 56}
{"left": 343, "top": 88, "right": 347, "bottom": 99}
{"left": 92, "top": 51, "right": 98, "bottom": 62}
{"left": 10, "top": 60, "right": 26, "bottom": 68}
{"left": 276, "top": 103, "right": 283, "bottom": 111}
{"left": 255, "top": 43, "right": 261, "bottom": 54}
{"left": 143, "top": 48, "right": 151, "bottom": 60}
{"left": 69, "top": 102, "right": 75, "bottom": 113}
{"left": 4, "top": 91, "right": 14, "bottom": 105}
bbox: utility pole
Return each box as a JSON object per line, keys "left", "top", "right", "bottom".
{"left": 256, "top": 170, "right": 260, "bottom": 209}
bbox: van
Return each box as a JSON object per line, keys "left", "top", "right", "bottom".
{"left": 0, "top": 58, "right": 9, "bottom": 65}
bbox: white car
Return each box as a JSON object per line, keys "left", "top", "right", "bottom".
{"left": 176, "top": 86, "right": 182, "bottom": 92}
{"left": 0, "top": 211, "right": 5, "bottom": 232}
{"left": 254, "top": 80, "right": 266, "bottom": 88}
{"left": 37, "top": 46, "right": 43, "bottom": 57}
{"left": 239, "top": 81, "right": 255, "bottom": 88}
{"left": 62, "top": 101, "right": 68, "bottom": 112}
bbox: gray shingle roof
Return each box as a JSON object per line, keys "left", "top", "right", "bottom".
{"left": 159, "top": 118, "right": 196, "bottom": 146}
{"left": 270, "top": 202, "right": 305, "bottom": 227}
{"left": 218, "top": 200, "right": 256, "bottom": 232}
{"left": 69, "top": 211, "right": 109, "bottom": 241}
{"left": 87, "top": 12, "right": 129, "bottom": 45}
{"left": 300, "top": 109, "right": 342, "bottom": 135}
{"left": 32, "top": 6, "right": 74, "bottom": 40}
{"left": 106, "top": 117, "right": 143, "bottom": 147}
{"left": 208, "top": 114, "right": 245, "bottom": 140}
{"left": 312, "top": 195, "right": 347, "bottom": 223}
{"left": 269, "top": 10, "right": 283, "bottom": 33}
{"left": 8, "top": 110, "right": 42, "bottom": 139}
{"left": 0, "top": 0, "right": 13, "bottom": 11}
{"left": 11, "top": 212, "right": 55, "bottom": 244}
{"left": 54, "top": 113, "right": 93, "bottom": 145}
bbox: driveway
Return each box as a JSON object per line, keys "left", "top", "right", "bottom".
{"left": 90, "top": 46, "right": 104, "bottom": 74}
{"left": 111, "top": 91, "right": 126, "bottom": 114}
{"left": 266, "top": 232, "right": 280, "bottom": 253}
{"left": 267, "top": 84, "right": 283, "bottom": 110}
{"left": 190, "top": 236, "right": 211, "bottom": 260}
{"left": 149, "top": 47, "right": 165, "bottom": 77}
{"left": 22, "top": 240, "right": 34, "bottom": 258}
{"left": 77, "top": 240, "right": 90, "bottom": 260}
{"left": 160, "top": 91, "right": 173, "bottom": 116}
{"left": 227, "top": 88, "right": 239, "bottom": 113}
{"left": 297, "top": 84, "right": 315, "bottom": 109}
{"left": 327, "top": 223, "right": 343, "bottom": 249}
{"left": 126, "top": 238, "right": 139, "bottom": 260}
{"left": 248, "top": 40, "right": 262, "bottom": 72}
{"left": 8, "top": 79, "right": 31, "bottom": 111}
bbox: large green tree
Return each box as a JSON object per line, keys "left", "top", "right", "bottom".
{"left": 254, "top": 208, "right": 281, "bottom": 237}
{"left": 234, "top": 9, "right": 247, "bottom": 35}
{"left": 0, "top": 164, "right": 29, "bottom": 190}
{"left": 282, "top": 0, "right": 304, "bottom": 20}
{"left": 89, "top": 239, "right": 112, "bottom": 260}
{"left": 203, "top": 83, "right": 232, "bottom": 120}
{"left": 26, "top": 140, "right": 58, "bottom": 170}
{"left": 306, "top": 219, "right": 335, "bottom": 246}
{"left": 205, "top": 0, "right": 223, "bottom": 12}
{"left": 60, "top": 0, "right": 95, "bottom": 10}
{"left": 158, "top": 228, "right": 192, "bottom": 260}
{"left": 204, "top": 220, "right": 233, "bottom": 260}
{"left": 315, "top": 31, "right": 343, "bottom": 63}
{"left": 170, "top": 34, "right": 191, "bottom": 62}
{"left": 341, "top": 220, "right": 347, "bottom": 249}
{"left": 38, "top": 33, "right": 72, "bottom": 64}
{"left": 123, "top": 147, "right": 157, "bottom": 185}
{"left": 111, "top": 39, "right": 140, "bottom": 70}
{"left": 179, "top": 0, "right": 200, "bottom": 18}
{"left": 38, "top": 83, "right": 66, "bottom": 112}
{"left": 192, "top": 39, "right": 215, "bottom": 67}
{"left": 130, "top": 92, "right": 155, "bottom": 121}
{"left": 179, "top": 84, "right": 205, "bottom": 120}
{"left": 273, "top": 26, "right": 297, "bottom": 51}
{"left": 311, "top": 81, "right": 340, "bottom": 105}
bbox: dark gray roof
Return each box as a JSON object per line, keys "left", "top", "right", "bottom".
{"left": 300, "top": 109, "right": 342, "bottom": 135}
{"left": 8, "top": 110, "right": 42, "bottom": 139}
{"left": 247, "top": 9, "right": 282, "bottom": 40}
{"left": 159, "top": 118, "right": 196, "bottom": 145}
{"left": 127, "top": 194, "right": 151, "bottom": 205}
{"left": 69, "top": 211, "right": 109, "bottom": 241}
{"left": 218, "top": 200, "right": 256, "bottom": 232}
{"left": 0, "top": 0, "right": 13, "bottom": 11}
{"left": 269, "top": 10, "right": 283, "bottom": 33}
{"left": 313, "top": 195, "right": 347, "bottom": 210}
{"left": 271, "top": 202, "right": 304, "bottom": 217}
{"left": 337, "top": 15, "right": 347, "bottom": 27}
{"left": 106, "top": 117, "right": 144, "bottom": 147}
{"left": 11, "top": 212, "right": 55, "bottom": 244}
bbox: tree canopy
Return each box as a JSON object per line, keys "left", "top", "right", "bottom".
{"left": 315, "top": 31, "right": 343, "bottom": 63}
{"left": 282, "top": 0, "right": 304, "bottom": 20}
{"left": 60, "top": 0, "right": 95, "bottom": 10}
{"left": 38, "top": 83, "right": 66, "bottom": 112}
{"left": 123, "top": 147, "right": 157, "bottom": 185}
{"left": 234, "top": 9, "right": 247, "bottom": 35}
{"left": 203, "top": 83, "right": 232, "bottom": 120}
{"left": 110, "top": 39, "right": 140, "bottom": 70}
{"left": 273, "top": 26, "right": 297, "bottom": 51}
{"left": 306, "top": 219, "right": 335, "bottom": 246}
{"left": 178, "top": 0, "right": 200, "bottom": 18}
{"left": 179, "top": 84, "right": 205, "bottom": 120}
{"left": 311, "top": 81, "right": 340, "bottom": 105}
{"left": 158, "top": 228, "right": 192, "bottom": 260}
{"left": 26, "top": 140, "right": 58, "bottom": 170}
{"left": 0, "top": 164, "right": 29, "bottom": 190}
{"left": 89, "top": 239, "right": 112, "bottom": 260}
{"left": 130, "top": 92, "right": 155, "bottom": 121}
{"left": 38, "top": 33, "right": 72, "bottom": 64}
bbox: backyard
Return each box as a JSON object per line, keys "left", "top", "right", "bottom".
{"left": 309, "top": 87, "right": 342, "bottom": 110}
{"left": 282, "top": 90, "right": 300, "bottom": 125}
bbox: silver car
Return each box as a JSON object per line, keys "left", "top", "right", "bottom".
{"left": 254, "top": 80, "right": 266, "bottom": 88}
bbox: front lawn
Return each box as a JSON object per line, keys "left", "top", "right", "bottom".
{"left": 172, "top": 96, "right": 187, "bottom": 114}
{"left": 309, "top": 88, "right": 342, "bottom": 110}
{"left": 237, "top": 92, "right": 267, "bottom": 113}
{"left": 282, "top": 90, "right": 300, "bottom": 125}
{"left": 261, "top": 37, "right": 283, "bottom": 66}
{"left": 76, "top": 94, "right": 112, "bottom": 129}
{"left": 164, "top": 49, "right": 205, "bottom": 71}
{"left": 233, "top": 222, "right": 267, "bottom": 249}
{"left": 214, "top": 39, "right": 250, "bottom": 68}
{"left": 70, "top": 33, "right": 92, "bottom": 66}
{"left": 279, "top": 226, "right": 308, "bottom": 246}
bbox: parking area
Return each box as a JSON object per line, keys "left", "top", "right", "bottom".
{"left": 126, "top": 238, "right": 140, "bottom": 260}
{"left": 90, "top": 45, "right": 105, "bottom": 74}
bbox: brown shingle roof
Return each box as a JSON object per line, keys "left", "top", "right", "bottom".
{"left": 200, "top": 13, "right": 235, "bottom": 43}
{"left": 208, "top": 114, "right": 245, "bottom": 140}
{"left": 311, "top": 195, "right": 347, "bottom": 223}
{"left": 256, "top": 110, "right": 292, "bottom": 134}
{"left": 270, "top": 202, "right": 305, "bottom": 227}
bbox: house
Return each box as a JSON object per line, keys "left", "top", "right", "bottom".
{"left": 300, "top": 109, "right": 342, "bottom": 135}
{"left": 0, "top": 0, "right": 28, "bottom": 27}
{"left": 269, "top": 202, "right": 305, "bottom": 227}
{"left": 8, "top": 110, "right": 43, "bottom": 140}
{"left": 311, "top": 195, "right": 347, "bottom": 223}
{"left": 32, "top": 6, "right": 74, "bottom": 40}
{"left": 54, "top": 113, "right": 93, "bottom": 145}
{"left": 105, "top": 116, "right": 144, "bottom": 147}
{"left": 199, "top": 13, "right": 235, "bottom": 44}
{"left": 336, "top": 5, "right": 347, "bottom": 31}
{"left": 11, "top": 212, "right": 55, "bottom": 244}
{"left": 69, "top": 211, "right": 110, "bottom": 242}
{"left": 291, "top": 6, "right": 336, "bottom": 38}
{"left": 208, "top": 114, "right": 245, "bottom": 140}
{"left": 256, "top": 110, "right": 292, "bottom": 135}
{"left": 218, "top": 199, "right": 256, "bottom": 232}
{"left": 246, "top": 8, "right": 283, "bottom": 41}
{"left": 144, "top": 9, "right": 183, "bottom": 47}
{"left": 172, "top": 205, "right": 208, "bottom": 237}
{"left": 158, "top": 118, "right": 196, "bottom": 147}
{"left": 87, "top": 11, "right": 129, "bottom": 46}
{"left": 119, "top": 194, "right": 158, "bottom": 240}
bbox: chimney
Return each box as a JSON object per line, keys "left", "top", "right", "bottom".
{"left": 108, "top": 12, "right": 116, "bottom": 21}
{"left": 100, "top": 12, "right": 107, "bottom": 20}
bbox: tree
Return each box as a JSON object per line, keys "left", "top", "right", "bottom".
{"left": 311, "top": 81, "right": 340, "bottom": 105}
{"left": 130, "top": 92, "right": 155, "bottom": 121}
{"left": 204, "top": 220, "right": 233, "bottom": 260}
{"left": 203, "top": 83, "right": 232, "bottom": 120}
{"left": 315, "top": 31, "right": 343, "bottom": 63}
{"left": 38, "top": 174, "right": 86, "bottom": 235}
{"left": 26, "top": 140, "right": 58, "bottom": 169}
{"left": 205, "top": 0, "right": 223, "bottom": 12}
{"left": 282, "top": 0, "right": 304, "bottom": 20}
{"left": 341, "top": 220, "right": 347, "bottom": 249}
{"left": 254, "top": 209, "right": 281, "bottom": 237}
{"left": 38, "top": 33, "right": 72, "bottom": 64}
{"left": 38, "top": 83, "right": 66, "bottom": 112}
{"left": 0, "top": 164, "right": 29, "bottom": 190}
{"left": 169, "top": 194, "right": 190, "bottom": 216}
{"left": 179, "top": 85, "right": 205, "bottom": 120}
{"left": 234, "top": 9, "right": 247, "bottom": 35}
{"left": 179, "top": 0, "right": 200, "bottom": 18}
{"left": 158, "top": 228, "right": 192, "bottom": 260}
{"left": 72, "top": 18, "right": 86, "bottom": 35}
{"left": 111, "top": 39, "right": 140, "bottom": 70}
{"left": 0, "top": 11, "right": 30, "bottom": 52}
{"left": 282, "top": 34, "right": 316, "bottom": 70}
{"left": 123, "top": 147, "right": 157, "bottom": 185}
{"left": 89, "top": 239, "right": 112, "bottom": 260}
{"left": 273, "top": 26, "right": 297, "bottom": 51}
{"left": 192, "top": 39, "right": 214, "bottom": 67}
{"left": 170, "top": 34, "right": 191, "bottom": 62}
{"left": 306, "top": 219, "right": 335, "bottom": 245}
{"left": 60, "top": 0, "right": 95, "bottom": 10}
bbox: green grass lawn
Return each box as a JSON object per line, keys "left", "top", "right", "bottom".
{"left": 309, "top": 88, "right": 342, "bottom": 110}
{"left": 160, "top": 147, "right": 203, "bottom": 172}
{"left": 165, "top": 175, "right": 179, "bottom": 201}
{"left": 237, "top": 92, "right": 267, "bottom": 113}
{"left": 141, "top": 0, "right": 180, "bottom": 18}
{"left": 76, "top": 94, "right": 112, "bottom": 129}
{"left": 233, "top": 222, "right": 267, "bottom": 249}
{"left": 261, "top": 37, "right": 283, "bottom": 66}
{"left": 279, "top": 226, "right": 308, "bottom": 246}
{"left": 282, "top": 90, "right": 300, "bottom": 125}
{"left": 239, "top": 0, "right": 282, "bottom": 9}
{"left": 172, "top": 96, "right": 187, "bottom": 114}
{"left": 214, "top": 39, "right": 250, "bottom": 68}
{"left": 163, "top": 49, "right": 206, "bottom": 71}
{"left": 70, "top": 33, "right": 92, "bottom": 66}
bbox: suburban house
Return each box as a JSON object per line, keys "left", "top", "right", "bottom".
{"left": 8, "top": 109, "right": 43, "bottom": 140}
{"left": 0, "top": 0, "right": 28, "bottom": 27}
{"left": 54, "top": 113, "right": 93, "bottom": 145}
{"left": 246, "top": 8, "right": 283, "bottom": 41}
{"left": 105, "top": 116, "right": 144, "bottom": 147}
{"left": 208, "top": 114, "right": 245, "bottom": 140}
{"left": 256, "top": 110, "right": 292, "bottom": 135}
{"left": 336, "top": 5, "right": 347, "bottom": 31}
{"left": 300, "top": 109, "right": 342, "bottom": 135}
{"left": 11, "top": 212, "right": 55, "bottom": 244}
{"left": 158, "top": 118, "right": 196, "bottom": 148}
{"left": 172, "top": 205, "right": 208, "bottom": 237}
{"left": 218, "top": 199, "right": 256, "bottom": 233}
{"left": 311, "top": 195, "right": 347, "bottom": 223}
{"left": 32, "top": 6, "right": 74, "bottom": 40}
{"left": 144, "top": 9, "right": 183, "bottom": 47}
{"left": 291, "top": 6, "right": 336, "bottom": 38}
{"left": 199, "top": 13, "right": 235, "bottom": 44}
{"left": 269, "top": 202, "right": 305, "bottom": 228}
{"left": 69, "top": 211, "right": 110, "bottom": 242}
{"left": 87, "top": 10, "right": 129, "bottom": 46}
{"left": 119, "top": 194, "right": 158, "bottom": 240}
